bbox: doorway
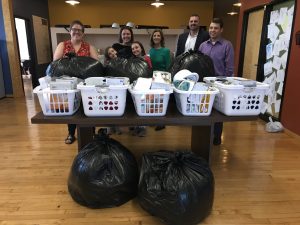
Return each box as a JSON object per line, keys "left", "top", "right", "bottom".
{"left": 242, "top": 9, "right": 265, "bottom": 80}
{"left": 239, "top": 8, "right": 265, "bottom": 80}
{"left": 14, "top": 17, "right": 33, "bottom": 96}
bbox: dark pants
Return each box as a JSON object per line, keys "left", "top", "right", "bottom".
{"left": 214, "top": 122, "right": 223, "bottom": 140}
{"left": 68, "top": 124, "right": 76, "bottom": 136}
{"left": 68, "top": 124, "right": 95, "bottom": 136}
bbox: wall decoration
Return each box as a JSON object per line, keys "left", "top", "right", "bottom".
{"left": 261, "top": 0, "right": 295, "bottom": 119}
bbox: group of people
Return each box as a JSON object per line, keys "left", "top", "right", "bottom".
{"left": 53, "top": 14, "right": 234, "bottom": 146}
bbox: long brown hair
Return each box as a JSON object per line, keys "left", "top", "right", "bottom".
{"left": 150, "top": 29, "right": 165, "bottom": 48}
{"left": 131, "top": 41, "right": 146, "bottom": 56}
{"left": 118, "top": 26, "right": 134, "bottom": 43}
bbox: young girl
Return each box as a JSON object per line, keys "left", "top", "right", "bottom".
{"left": 131, "top": 41, "right": 152, "bottom": 69}
{"left": 98, "top": 46, "right": 122, "bottom": 135}
{"left": 104, "top": 46, "right": 117, "bottom": 60}
{"left": 129, "top": 41, "right": 152, "bottom": 137}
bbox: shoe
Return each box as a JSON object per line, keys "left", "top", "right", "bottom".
{"left": 131, "top": 127, "right": 146, "bottom": 137}
{"left": 107, "top": 127, "right": 115, "bottom": 135}
{"left": 115, "top": 127, "right": 122, "bottom": 135}
{"left": 129, "top": 126, "right": 136, "bottom": 135}
{"left": 65, "top": 135, "right": 76, "bottom": 144}
{"left": 213, "top": 137, "right": 221, "bottom": 145}
{"left": 155, "top": 125, "right": 165, "bottom": 131}
{"left": 136, "top": 127, "right": 146, "bottom": 137}
{"left": 98, "top": 128, "right": 108, "bottom": 136}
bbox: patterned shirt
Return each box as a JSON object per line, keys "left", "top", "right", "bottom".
{"left": 63, "top": 40, "right": 90, "bottom": 57}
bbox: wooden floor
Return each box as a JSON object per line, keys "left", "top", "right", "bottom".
{"left": 1, "top": 79, "right": 300, "bottom": 225}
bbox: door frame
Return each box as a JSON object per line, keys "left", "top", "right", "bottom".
{"left": 14, "top": 16, "right": 35, "bottom": 82}
{"left": 237, "top": 5, "right": 267, "bottom": 81}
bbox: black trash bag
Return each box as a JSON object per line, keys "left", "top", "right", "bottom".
{"left": 170, "top": 50, "right": 215, "bottom": 82}
{"left": 68, "top": 134, "right": 139, "bottom": 208}
{"left": 46, "top": 53, "right": 105, "bottom": 79}
{"left": 138, "top": 151, "right": 214, "bottom": 225}
{"left": 106, "top": 57, "right": 152, "bottom": 82}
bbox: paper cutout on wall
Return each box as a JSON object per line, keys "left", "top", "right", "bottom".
{"left": 263, "top": 1, "right": 295, "bottom": 118}
{"left": 272, "top": 56, "right": 282, "bottom": 70}
{"left": 264, "top": 61, "right": 273, "bottom": 75}
{"left": 270, "top": 10, "right": 279, "bottom": 24}
{"left": 266, "top": 43, "right": 273, "bottom": 59}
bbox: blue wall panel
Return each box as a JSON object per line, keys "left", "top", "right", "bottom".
{"left": 0, "top": 0, "right": 13, "bottom": 95}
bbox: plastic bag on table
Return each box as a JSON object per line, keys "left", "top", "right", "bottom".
{"left": 138, "top": 150, "right": 214, "bottom": 225}
{"left": 170, "top": 50, "right": 215, "bottom": 82}
{"left": 46, "top": 54, "right": 105, "bottom": 79}
{"left": 105, "top": 57, "right": 152, "bottom": 83}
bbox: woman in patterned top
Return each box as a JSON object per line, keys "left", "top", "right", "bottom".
{"left": 53, "top": 20, "right": 98, "bottom": 60}
{"left": 53, "top": 20, "right": 98, "bottom": 144}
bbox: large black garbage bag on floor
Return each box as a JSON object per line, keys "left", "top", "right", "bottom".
{"left": 138, "top": 151, "right": 214, "bottom": 225}
{"left": 106, "top": 57, "right": 152, "bottom": 82}
{"left": 170, "top": 50, "right": 215, "bottom": 82}
{"left": 46, "top": 54, "right": 105, "bottom": 79}
{"left": 68, "top": 135, "right": 139, "bottom": 208}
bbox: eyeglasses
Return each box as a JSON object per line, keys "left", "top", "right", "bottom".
{"left": 71, "top": 28, "right": 83, "bottom": 33}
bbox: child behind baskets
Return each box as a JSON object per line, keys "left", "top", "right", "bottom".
{"left": 129, "top": 41, "right": 153, "bottom": 137}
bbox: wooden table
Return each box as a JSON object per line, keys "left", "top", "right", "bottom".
{"left": 31, "top": 100, "right": 257, "bottom": 163}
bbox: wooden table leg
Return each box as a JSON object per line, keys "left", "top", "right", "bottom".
{"left": 77, "top": 126, "right": 94, "bottom": 151}
{"left": 191, "top": 125, "right": 214, "bottom": 163}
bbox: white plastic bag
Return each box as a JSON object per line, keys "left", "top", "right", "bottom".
{"left": 265, "top": 117, "right": 284, "bottom": 133}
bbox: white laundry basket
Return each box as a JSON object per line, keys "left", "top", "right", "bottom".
{"left": 173, "top": 83, "right": 219, "bottom": 116}
{"left": 204, "top": 77, "right": 269, "bottom": 116}
{"left": 33, "top": 86, "right": 81, "bottom": 116}
{"left": 128, "top": 86, "right": 173, "bottom": 116}
{"left": 77, "top": 77, "right": 129, "bottom": 116}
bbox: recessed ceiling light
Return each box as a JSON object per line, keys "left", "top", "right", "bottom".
{"left": 151, "top": 0, "right": 165, "bottom": 7}
{"left": 65, "top": 0, "right": 80, "bottom": 6}
{"left": 233, "top": 2, "right": 242, "bottom": 7}
{"left": 227, "top": 11, "right": 238, "bottom": 16}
